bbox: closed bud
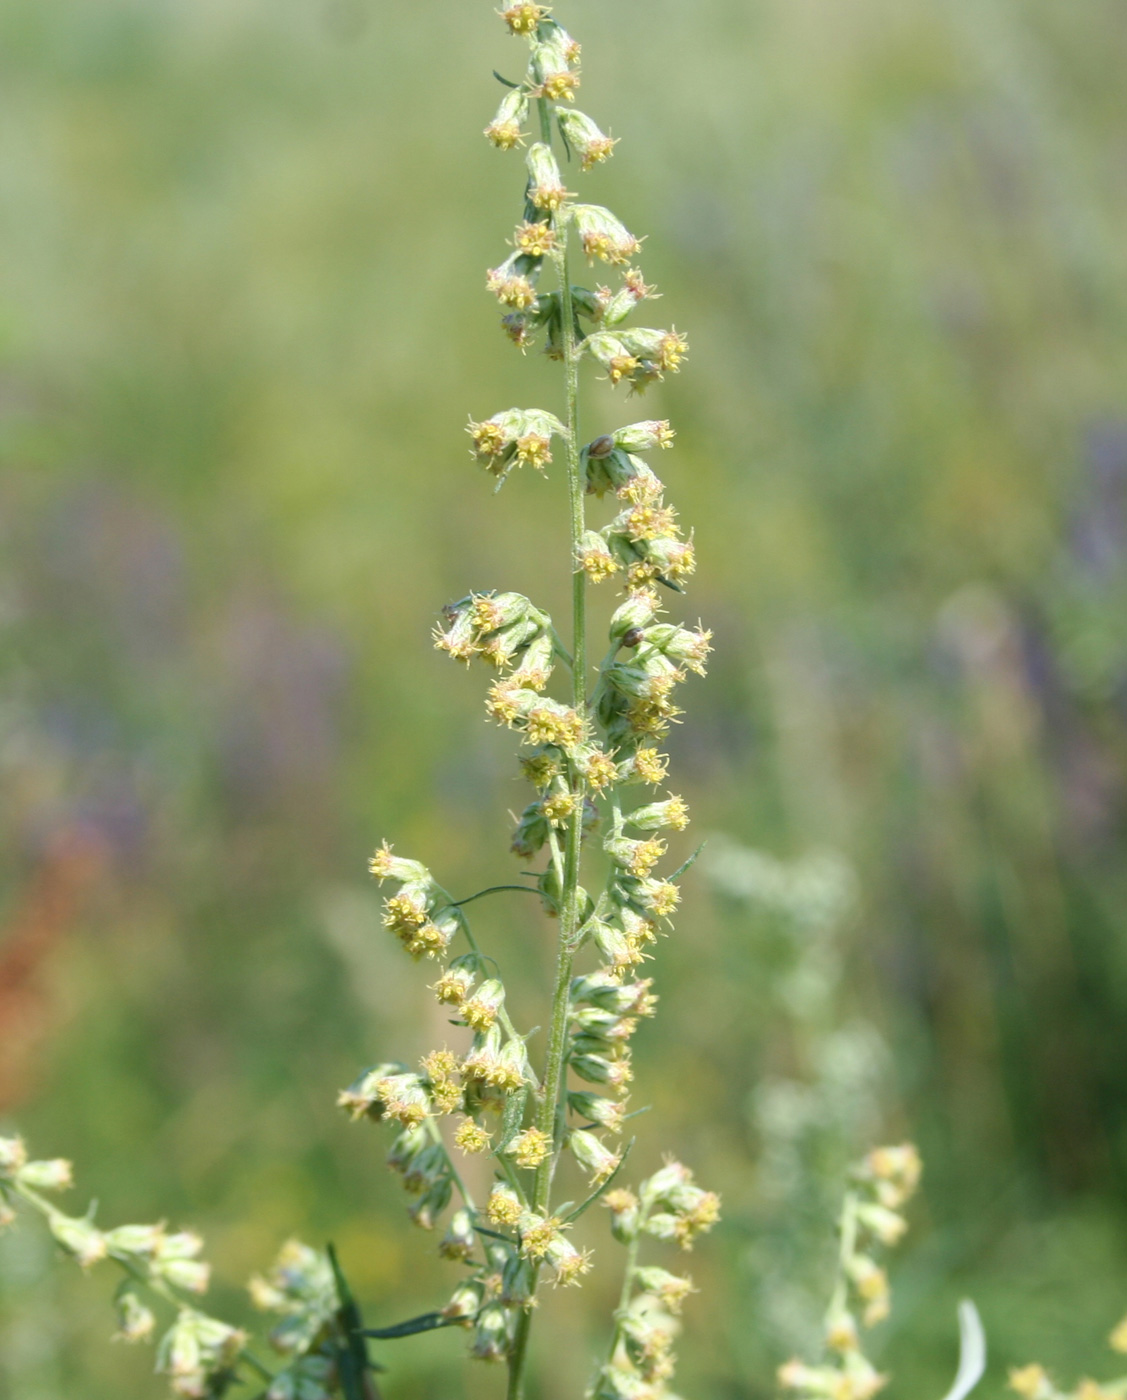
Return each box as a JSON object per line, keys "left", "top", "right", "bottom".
{"left": 590, "top": 917, "right": 646, "bottom": 973}
{"left": 556, "top": 108, "right": 616, "bottom": 169}
{"left": 0, "top": 1136, "right": 28, "bottom": 1176}
{"left": 568, "top": 1090, "right": 627, "bottom": 1133}
{"left": 572, "top": 205, "right": 641, "bottom": 266}
{"left": 485, "top": 89, "right": 529, "bottom": 150}
{"left": 104, "top": 1222, "right": 165, "bottom": 1258}
{"left": 602, "top": 1188, "right": 640, "bottom": 1243}
{"left": 49, "top": 1212, "right": 107, "bottom": 1268}
{"left": 156, "top": 1257, "right": 211, "bottom": 1295}
{"left": 17, "top": 1158, "right": 74, "bottom": 1192}
{"left": 444, "top": 1276, "right": 485, "bottom": 1323}
{"left": 625, "top": 796, "right": 690, "bottom": 832}
{"left": 568, "top": 1128, "right": 622, "bottom": 1185}
{"left": 526, "top": 142, "right": 569, "bottom": 211}
{"left": 571, "top": 972, "right": 656, "bottom": 1016}
{"left": 471, "top": 1302, "right": 512, "bottom": 1362}
{"left": 409, "top": 1176, "right": 452, "bottom": 1230}
{"left": 114, "top": 1290, "right": 157, "bottom": 1344}
{"left": 511, "top": 800, "right": 550, "bottom": 859}
{"left": 613, "top": 421, "right": 675, "bottom": 453}
{"left": 402, "top": 1142, "right": 448, "bottom": 1194}
{"left": 610, "top": 594, "right": 661, "bottom": 641}
{"left": 368, "top": 842, "right": 430, "bottom": 884}
{"left": 856, "top": 1202, "right": 908, "bottom": 1247}
{"left": 439, "top": 1207, "right": 477, "bottom": 1261}
{"left": 387, "top": 1123, "right": 429, "bottom": 1176}
{"left": 634, "top": 1266, "right": 696, "bottom": 1313}
{"left": 571, "top": 1049, "right": 632, "bottom": 1091}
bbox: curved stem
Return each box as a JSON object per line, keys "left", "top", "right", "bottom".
{"left": 448, "top": 885, "right": 540, "bottom": 907}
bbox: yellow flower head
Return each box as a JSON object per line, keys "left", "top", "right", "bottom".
{"left": 453, "top": 1118, "right": 492, "bottom": 1154}
{"left": 500, "top": 4, "right": 550, "bottom": 35}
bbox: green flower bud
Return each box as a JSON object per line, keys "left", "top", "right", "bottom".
{"left": 439, "top": 1207, "right": 476, "bottom": 1261}
{"left": 625, "top": 796, "right": 690, "bottom": 832}
{"left": 633, "top": 1266, "right": 696, "bottom": 1312}
{"left": 484, "top": 89, "right": 529, "bottom": 150}
{"left": 612, "top": 421, "right": 675, "bottom": 453}
{"left": 572, "top": 205, "right": 641, "bottom": 266}
{"left": 568, "top": 1091, "right": 627, "bottom": 1133}
{"left": 609, "top": 594, "right": 660, "bottom": 641}
{"left": 104, "top": 1222, "right": 165, "bottom": 1258}
{"left": 409, "top": 1176, "right": 452, "bottom": 1230}
{"left": 16, "top": 1158, "right": 73, "bottom": 1192}
{"left": 526, "top": 142, "right": 568, "bottom": 210}
{"left": 571, "top": 1049, "right": 632, "bottom": 1091}
{"left": 0, "top": 1136, "right": 28, "bottom": 1176}
{"left": 114, "top": 1289, "right": 157, "bottom": 1343}
{"left": 568, "top": 1128, "right": 622, "bottom": 1185}
{"left": 556, "top": 108, "right": 616, "bottom": 169}
{"left": 49, "top": 1211, "right": 107, "bottom": 1268}
{"left": 471, "top": 1302, "right": 512, "bottom": 1361}
{"left": 444, "top": 1276, "right": 485, "bottom": 1324}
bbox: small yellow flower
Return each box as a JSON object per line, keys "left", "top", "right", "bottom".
{"left": 540, "top": 70, "right": 580, "bottom": 102}
{"left": 515, "top": 432, "right": 552, "bottom": 468}
{"left": 499, "top": 3, "right": 550, "bottom": 35}
{"left": 1008, "top": 1365, "right": 1050, "bottom": 1400}
{"left": 508, "top": 1128, "right": 552, "bottom": 1168}
{"left": 633, "top": 747, "right": 669, "bottom": 785}
{"left": 383, "top": 892, "right": 428, "bottom": 934}
{"left": 520, "top": 752, "right": 561, "bottom": 788}
{"left": 541, "top": 791, "right": 578, "bottom": 826}
{"left": 625, "top": 503, "right": 678, "bottom": 542}
{"left": 514, "top": 221, "right": 558, "bottom": 257}
{"left": 453, "top": 1118, "right": 492, "bottom": 1154}
{"left": 486, "top": 1185, "right": 523, "bottom": 1227}
{"left": 584, "top": 750, "right": 618, "bottom": 789}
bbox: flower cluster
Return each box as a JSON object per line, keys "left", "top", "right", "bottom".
{"left": 479, "top": 16, "right": 683, "bottom": 379}
{"left": 593, "top": 1160, "right": 718, "bottom": 1400}
{"left": 335, "top": 2, "right": 719, "bottom": 1389}
{"left": 1007, "top": 1307, "right": 1127, "bottom": 1400}
{"left": 777, "top": 1145, "right": 923, "bottom": 1400}
{"left": 0, "top": 1134, "right": 247, "bottom": 1397}
{"left": 0, "top": 1133, "right": 370, "bottom": 1399}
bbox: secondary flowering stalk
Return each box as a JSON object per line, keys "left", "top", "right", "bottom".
{"left": 350, "top": 4, "right": 717, "bottom": 1397}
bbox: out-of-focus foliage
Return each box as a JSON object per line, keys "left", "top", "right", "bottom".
{"left": 1, "top": 0, "right": 1126, "bottom": 1396}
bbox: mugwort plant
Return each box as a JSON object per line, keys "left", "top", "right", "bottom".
{"left": 0, "top": 5, "right": 717, "bottom": 1397}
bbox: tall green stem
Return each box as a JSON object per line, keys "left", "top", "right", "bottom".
{"left": 506, "top": 174, "right": 587, "bottom": 1400}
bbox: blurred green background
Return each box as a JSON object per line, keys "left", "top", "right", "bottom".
{"left": 1, "top": 0, "right": 1126, "bottom": 1395}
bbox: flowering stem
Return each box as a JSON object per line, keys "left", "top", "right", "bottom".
{"left": 506, "top": 209, "right": 588, "bottom": 1400}
{"left": 9, "top": 1180, "right": 274, "bottom": 1385}
{"left": 606, "top": 1235, "right": 641, "bottom": 1365}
